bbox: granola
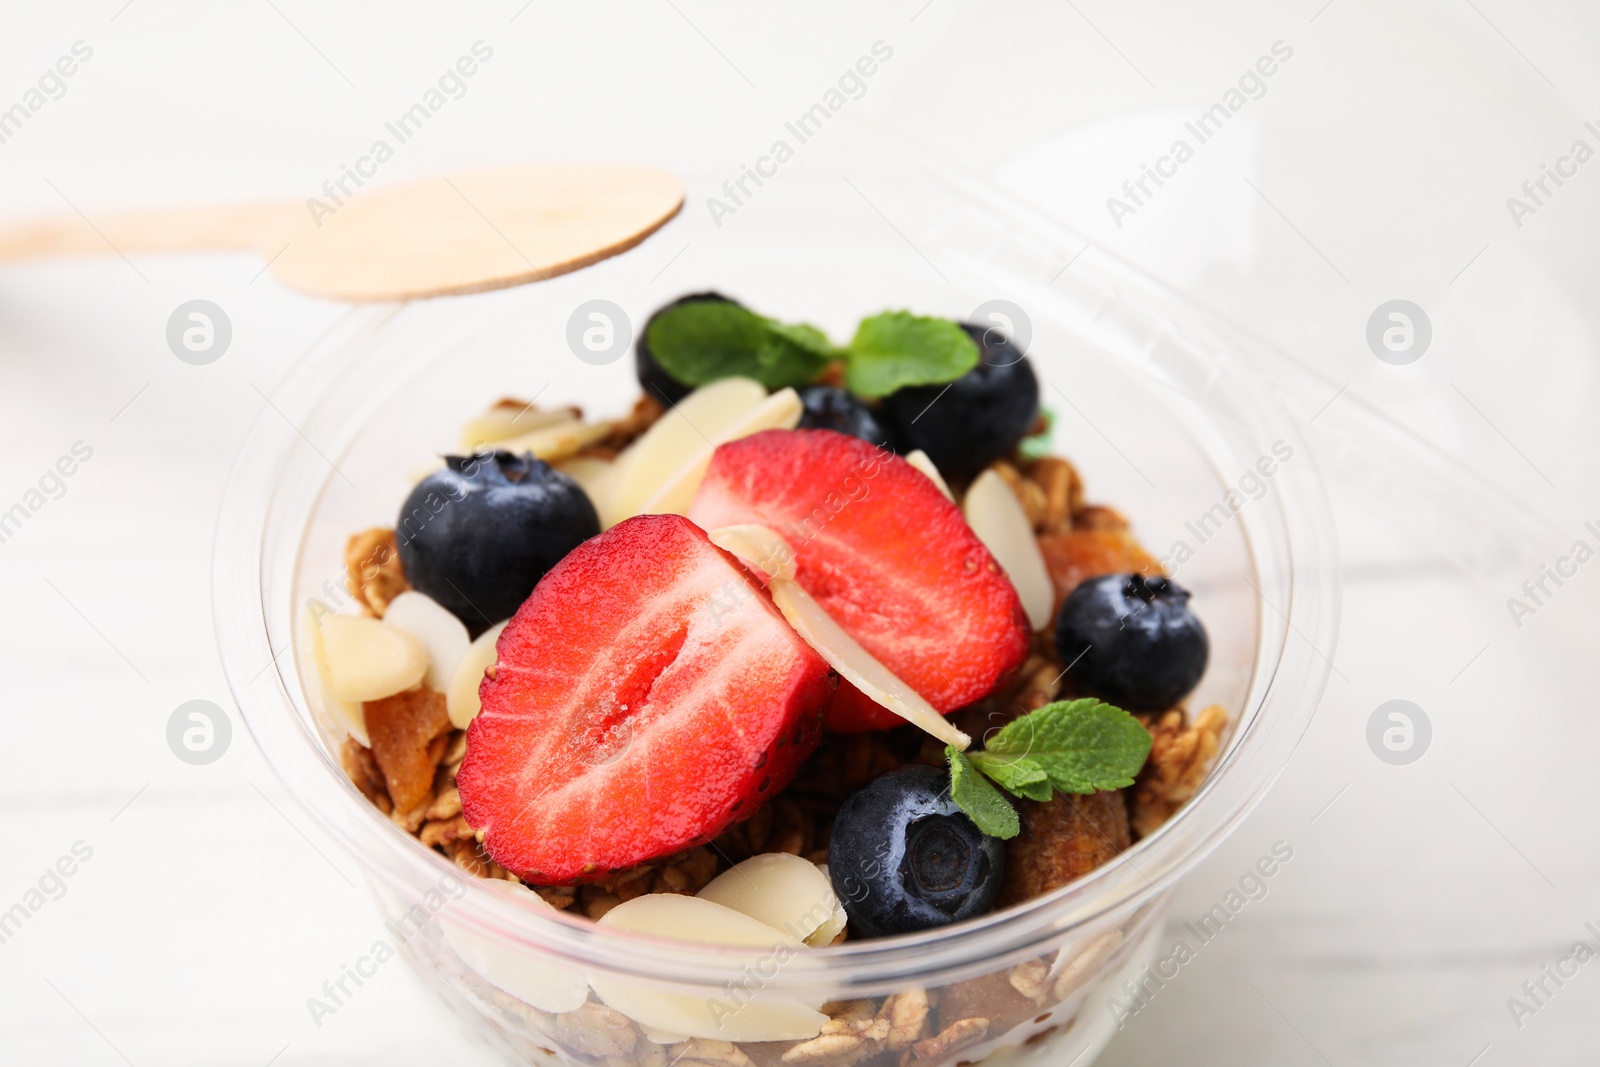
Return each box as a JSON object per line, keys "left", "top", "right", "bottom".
{"left": 1131, "top": 704, "right": 1228, "bottom": 838}
{"left": 345, "top": 526, "right": 410, "bottom": 617}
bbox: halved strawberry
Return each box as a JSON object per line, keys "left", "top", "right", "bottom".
{"left": 458, "top": 514, "right": 835, "bottom": 884}
{"left": 688, "top": 429, "right": 1030, "bottom": 731}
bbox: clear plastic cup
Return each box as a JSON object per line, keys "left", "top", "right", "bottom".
{"left": 215, "top": 164, "right": 1337, "bottom": 1066}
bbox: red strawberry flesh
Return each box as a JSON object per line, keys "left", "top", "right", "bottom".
{"left": 688, "top": 429, "right": 1030, "bottom": 731}
{"left": 458, "top": 514, "right": 834, "bottom": 883}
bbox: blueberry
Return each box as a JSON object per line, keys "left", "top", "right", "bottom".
{"left": 828, "top": 766, "right": 1004, "bottom": 939}
{"left": 396, "top": 451, "right": 599, "bottom": 636}
{"left": 797, "top": 385, "right": 891, "bottom": 448}
{"left": 879, "top": 323, "right": 1039, "bottom": 480}
{"left": 1054, "top": 573, "right": 1208, "bottom": 711}
{"left": 635, "top": 292, "right": 739, "bottom": 405}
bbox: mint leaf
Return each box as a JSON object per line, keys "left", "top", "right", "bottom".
{"left": 646, "top": 302, "right": 832, "bottom": 390}
{"left": 1018, "top": 407, "right": 1055, "bottom": 461}
{"left": 968, "top": 752, "right": 1054, "bottom": 802}
{"left": 844, "top": 312, "right": 979, "bottom": 398}
{"left": 765, "top": 321, "right": 840, "bottom": 361}
{"left": 947, "top": 746, "right": 1020, "bottom": 839}
{"left": 984, "top": 699, "right": 1153, "bottom": 793}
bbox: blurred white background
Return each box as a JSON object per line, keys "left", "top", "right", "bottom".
{"left": 1, "top": 2, "right": 1597, "bottom": 1064}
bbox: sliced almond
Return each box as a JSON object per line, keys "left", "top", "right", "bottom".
{"left": 964, "top": 469, "right": 1054, "bottom": 631}
{"left": 446, "top": 620, "right": 509, "bottom": 729}
{"left": 599, "top": 893, "right": 804, "bottom": 946}
{"left": 711, "top": 525, "right": 970, "bottom": 749}
{"left": 444, "top": 880, "right": 590, "bottom": 1013}
{"left": 769, "top": 576, "right": 969, "bottom": 750}
{"left": 592, "top": 895, "right": 826, "bottom": 1042}
{"left": 308, "top": 609, "right": 370, "bottom": 745}
{"left": 490, "top": 418, "right": 613, "bottom": 463}
{"left": 313, "top": 614, "right": 428, "bottom": 704}
{"left": 698, "top": 853, "right": 844, "bottom": 947}
{"left": 708, "top": 524, "right": 797, "bottom": 580}
{"left": 636, "top": 387, "right": 802, "bottom": 518}
{"left": 382, "top": 590, "right": 470, "bottom": 691}
{"left": 904, "top": 449, "right": 953, "bottom": 500}
{"left": 412, "top": 418, "right": 611, "bottom": 483}
{"left": 605, "top": 377, "right": 768, "bottom": 525}
{"left": 459, "top": 403, "right": 579, "bottom": 452}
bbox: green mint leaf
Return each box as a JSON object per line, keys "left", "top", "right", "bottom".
{"left": 844, "top": 312, "right": 980, "bottom": 398}
{"left": 645, "top": 302, "right": 831, "bottom": 390}
{"left": 984, "top": 699, "right": 1153, "bottom": 794}
{"left": 1018, "top": 407, "right": 1056, "bottom": 461}
{"left": 765, "top": 320, "right": 840, "bottom": 361}
{"left": 968, "top": 752, "right": 1054, "bottom": 802}
{"left": 947, "top": 746, "right": 1020, "bottom": 839}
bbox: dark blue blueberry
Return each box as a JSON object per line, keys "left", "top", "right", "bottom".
{"left": 635, "top": 292, "right": 739, "bottom": 405}
{"left": 396, "top": 451, "right": 598, "bottom": 636}
{"left": 1054, "top": 573, "right": 1208, "bottom": 711}
{"left": 797, "top": 385, "right": 891, "bottom": 448}
{"left": 879, "top": 323, "right": 1039, "bottom": 480}
{"left": 828, "top": 766, "right": 1005, "bottom": 939}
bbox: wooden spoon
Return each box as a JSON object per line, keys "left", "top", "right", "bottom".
{"left": 0, "top": 163, "right": 684, "bottom": 302}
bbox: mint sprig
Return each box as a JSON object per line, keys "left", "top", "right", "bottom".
{"left": 844, "top": 311, "right": 979, "bottom": 398}
{"left": 948, "top": 747, "right": 1020, "bottom": 839}
{"left": 645, "top": 302, "right": 836, "bottom": 390}
{"left": 645, "top": 303, "right": 980, "bottom": 398}
{"left": 945, "top": 699, "right": 1153, "bottom": 840}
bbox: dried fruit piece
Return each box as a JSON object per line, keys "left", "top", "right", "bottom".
{"left": 445, "top": 620, "right": 507, "bottom": 730}
{"left": 995, "top": 789, "right": 1129, "bottom": 908}
{"left": 382, "top": 590, "right": 470, "bottom": 691}
{"left": 698, "top": 853, "right": 845, "bottom": 947}
{"left": 364, "top": 687, "right": 451, "bottom": 812}
{"left": 458, "top": 515, "right": 833, "bottom": 884}
{"left": 313, "top": 614, "right": 428, "bottom": 704}
{"left": 963, "top": 469, "right": 1053, "bottom": 631}
{"left": 1036, "top": 527, "right": 1161, "bottom": 617}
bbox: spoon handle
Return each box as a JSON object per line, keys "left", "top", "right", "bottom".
{"left": 0, "top": 201, "right": 302, "bottom": 260}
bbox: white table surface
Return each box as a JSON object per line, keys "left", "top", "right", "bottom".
{"left": 2, "top": 3, "right": 1598, "bottom": 1065}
